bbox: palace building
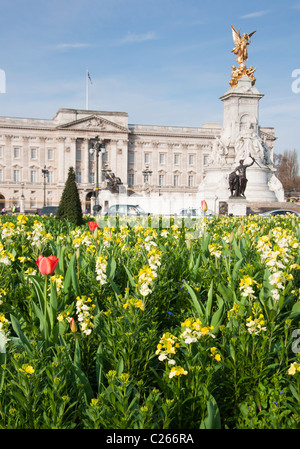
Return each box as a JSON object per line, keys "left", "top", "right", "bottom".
{"left": 0, "top": 107, "right": 276, "bottom": 212}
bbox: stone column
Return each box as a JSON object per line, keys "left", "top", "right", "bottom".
{"left": 22, "top": 136, "right": 30, "bottom": 183}
{"left": 117, "top": 139, "right": 128, "bottom": 188}
{"left": 69, "top": 137, "right": 77, "bottom": 168}
{"left": 4, "top": 135, "right": 12, "bottom": 181}
{"left": 57, "top": 137, "right": 65, "bottom": 185}
{"left": 110, "top": 139, "right": 117, "bottom": 175}
{"left": 83, "top": 138, "right": 90, "bottom": 185}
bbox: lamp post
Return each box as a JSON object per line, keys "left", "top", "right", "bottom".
{"left": 89, "top": 136, "right": 107, "bottom": 212}
{"left": 20, "top": 182, "right": 25, "bottom": 213}
{"left": 42, "top": 165, "right": 49, "bottom": 207}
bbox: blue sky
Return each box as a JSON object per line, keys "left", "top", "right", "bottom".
{"left": 0, "top": 0, "right": 299, "bottom": 157}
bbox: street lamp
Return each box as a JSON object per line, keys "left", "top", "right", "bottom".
{"left": 20, "top": 182, "right": 25, "bottom": 213}
{"left": 89, "top": 136, "right": 107, "bottom": 211}
{"left": 21, "top": 182, "right": 24, "bottom": 198}
{"left": 42, "top": 165, "right": 49, "bottom": 207}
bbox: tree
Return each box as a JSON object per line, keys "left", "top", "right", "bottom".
{"left": 274, "top": 149, "right": 300, "bottom": 193}
{"left": 56, "top": 166, "right": 83, "bottom": 225}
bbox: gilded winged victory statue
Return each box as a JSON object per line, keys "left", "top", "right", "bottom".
{"left": 231, "top": 25, "right": 256, "bottom": 64}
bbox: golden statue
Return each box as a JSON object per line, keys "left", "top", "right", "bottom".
{"left": 231, "top": 25, "right": 256, "bottom": 63}
{"left": 229, "top": 25, "right": 256, "bottom": 87}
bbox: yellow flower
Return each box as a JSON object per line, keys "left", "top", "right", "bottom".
{"left": 210, "top": 347, "right": 221, "bottom": 361}
{"left": 19, "top": 364, "right": 35, "bottom": 375}
{"left": 90, "top": 398, "right": 100, "bottom": 407}
{"left": 288, "top": 362, "right": 300, "bottom": 375}
{"left": 181, "top": 318, "right": 193, "bottom": 328}
{"left": 169, "top": 366, "right": 188, "bottom": 378}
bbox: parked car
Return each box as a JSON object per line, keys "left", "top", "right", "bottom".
{"left": 37, "top": 206, "right": 58, "bottom": 216}
{"left": 175, "top": 208, "right": 216, "bottom": 218}
{"left": 105, "top": 204, "right": 148, "bottom": 217}
{"left": 259, "top": 209, "right": 300, "bottom": 216}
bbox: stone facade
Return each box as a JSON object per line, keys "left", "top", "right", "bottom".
{"left": 0, "top": 107, "right": 276, "bottom": 212}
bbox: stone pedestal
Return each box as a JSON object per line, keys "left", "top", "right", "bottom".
{"left": 227, "top": 198, "right": 247, "bottom": 216}
{"left": 198, "top": 75, "right": 284, "bottom": 209}
{"left": 19, "top": 196, "right": 25, "bottom": 214}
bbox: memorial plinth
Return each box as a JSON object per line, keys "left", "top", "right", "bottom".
{"left": 227, "top": 198, "right": 247, "bottom": 216}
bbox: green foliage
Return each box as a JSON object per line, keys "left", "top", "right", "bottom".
{"left": 0, "top": 213, "right": 300, "bottom": 428}
{"left": 56, "top": 166, "right": 83, "bottom": 226}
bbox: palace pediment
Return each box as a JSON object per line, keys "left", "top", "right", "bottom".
{"left": 56, "top": 115, "right": 129, "bottom": 133}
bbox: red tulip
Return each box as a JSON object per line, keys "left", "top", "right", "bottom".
{"left": 88, "top": 221, "right": 99, "bottom": 231}
{"left": 201, "top": 200, "right": 208, "bottom": 212}
{"left": 36, "top": 255, "right": 59, "bottom": 275}
{"left": 70, "top": 318, "right": 77, "bottom": 333}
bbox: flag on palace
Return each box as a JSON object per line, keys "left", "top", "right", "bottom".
{"left": 87, "top": 71, "right": 93, "bottom": 84}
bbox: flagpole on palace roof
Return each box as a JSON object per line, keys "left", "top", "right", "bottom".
{"left": 86, "top": 67, "right": 89, "bottom": 110}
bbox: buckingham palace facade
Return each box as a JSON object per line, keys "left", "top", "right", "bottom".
{"left": 0, "top": 107, "right": 275, "bottom": 212}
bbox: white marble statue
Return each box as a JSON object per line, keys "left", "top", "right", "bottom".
{"left": 234, "top": 130, "right": 273, "bottom": 166}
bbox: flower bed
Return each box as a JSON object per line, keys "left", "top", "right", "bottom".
{"left": 0, "top": 213, "right": 300, "bottom": 429}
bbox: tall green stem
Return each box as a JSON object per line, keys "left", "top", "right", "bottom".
{"left": 44, "top": 274, "right": 48, "bottom": 341}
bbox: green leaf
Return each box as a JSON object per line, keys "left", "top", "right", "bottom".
{"left": 49, "top": 281, "right": 57, "bottom": 332}
{"left": 0, "top": 351, "right": 6, "bottom": 392}
{"left": 106, "top": 257, "right": 116, "bottom": 280}
{"left": 291, "top": 301, "right": 300, "bottom": 316}
{"left": 64, "top": 253, "right": 80, "bottom": 297}
{"left": 205, "top": 280, "right": 213, "bottom": 320}
{"left": 96, "top": 343, "right": 104, "bottom": 395}
{"left": 117, "top": 357, "right": 124, "bottom": 376}
{"left": 29, "top": 276, "right": 44, "bottom": 310}
{"left": 232, "top": 258, "right": 244, "bottom": 281}
{"left": 124, "top": 265, "right": 136, "bottom": 288}
{"left": 232, "top": 238, "right": 243, "bottom": 260}
{"left": 200, "top": 393, "right": 221, "bottom": 429}
{"left": 289, "top": 384, "right": 299, "bottom": 402}
{"left": 10, "top": 315, "right": 33, "bottom": 357}
{"left": 31, "top": 300, "right": 45, "bottom": 335}
{"left": 184, "top": 282, "right": 205, "bottom": 317}
{"left": 71, "top": 364, "right": 94, "bottom": 405}
{"left": 210, "top": 295, "right": 224, "bottom": 333}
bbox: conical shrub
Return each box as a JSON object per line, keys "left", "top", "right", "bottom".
{"left": 56, "top": 166, "right": 83, "bottom": 225}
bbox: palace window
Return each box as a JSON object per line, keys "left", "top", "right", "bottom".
{"left": 31, "top": 148, "right": 37, "bottom": 159}
{"left": 159, "top": 174, "right": 165, "bottom": 186}
{"left": 129, "top": 152, "right": 134, "bottom": 164}
{"left": 48, "top": 149, "right": 54, "bottom": 160}
{"left": 128, "top": 173, "right": 134, "bottom": 185}
{"left": 174, "top": 154, "right": 180, "bottom": 165}
{"left": 30, "top": 170, "right": 37, "bottom": 183}
{"left": 76, "top": 171, "right": 81, "bottom": 184}
{"left": 76, "top": 149, "right": 82, "bottom": 161}
{"left": 174, "top": 175, "right": 179, "bottom": 186}
{"left": 13, "top": 147, "right": 20, "bottom": 158}
{"left": 188, "top": 175, "right": 194, "bottom": 187}
{"left": 48, "top": 171, "right": 54, "bottom": 184}
{"left": 159, "top": 154, "right": 165, "bottom": 164}
{"left": 189, "top": 155, "right": 194, "bottom": 165}
{"left": 13, "top": 170, "right": 20, "bottom": 182}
